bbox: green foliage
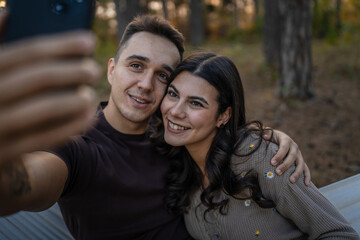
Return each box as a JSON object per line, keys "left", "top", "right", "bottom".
{"left": 225, "top": 27, "right": 262, "bottom": 44}
{"left": 341, "top": 2, "right": 360, "bottom": 44}
{"left": 253, "top": 16, "right": 263, "bottom": 35}
{"left": 225, "top": 28, "right": 243, "bottom": 42}
{"left": 90, "top": 0, "right": 360, "bottom": 100}
{"left": 225, "top": 15, "right": 263, "bottom": 44}
{"left": 94, "top": 36, "right": 118, "bottom": 99}
{"left": 312, "top": 0, "right": 337, "bottom": 39}
{"left": 312, "top": 0, "right": 360, "bottom": 44}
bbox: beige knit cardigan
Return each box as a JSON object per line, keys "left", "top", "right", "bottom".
{"left": 184, "top": 135, "right": 359, "bottom": 240}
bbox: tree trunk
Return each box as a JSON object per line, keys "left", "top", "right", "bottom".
{"left": 233, "top": 0, "right": 239, "bottom": 29}
{"left": 189, "top": 0, "right": 204, "bottom": 47}
{"left": 263, "top": 0, "right": 281, "bottom": 66}
{"left": 277, "top": 0, "right": 314, "bottom": 99}
{"left": 335, "top": 0, "right": 342, "bottom": 35}
{"left": 254, "top": 0, "right": 259, "bottom": 21}
{"left": 114, "top": 0, "right": 141, "bottom": 39}
{"left": 141, "top": 0, "right": 151, "bottom": 15}
{"left": 161, "top": 0, "right": 168, "bottom": 20}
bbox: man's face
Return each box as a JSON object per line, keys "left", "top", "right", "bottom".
{"left": 106, "top": 32, "right": 180, "bottom": 133}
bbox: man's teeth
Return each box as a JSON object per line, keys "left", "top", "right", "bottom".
{"left": 132, "top": 96, "right": 146, "bottom": 104}
{"left": 169, "top": 121, "right": 187, "bottom": 130}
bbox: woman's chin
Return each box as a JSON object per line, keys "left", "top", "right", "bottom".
{"left": 164, "top": 135, "right": 184, "bottom": 147}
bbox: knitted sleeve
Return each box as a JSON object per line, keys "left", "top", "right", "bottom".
{"left": 253, "top": 140, "right": 359, "bottom": 239}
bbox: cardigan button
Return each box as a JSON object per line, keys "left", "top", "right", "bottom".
{"left": 211, "top": 233, "right": 220, "bottom": 239}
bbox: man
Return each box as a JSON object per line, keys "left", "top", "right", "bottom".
{"left": 0, "top": 15, "right": 309, "bottom": 239}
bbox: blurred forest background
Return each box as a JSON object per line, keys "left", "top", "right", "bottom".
{"left": 2, "top": 0, "right": 358, "bottom": 187}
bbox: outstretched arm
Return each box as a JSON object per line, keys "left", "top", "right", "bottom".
{"left": 0, "top": 12, "right": 100, "bottom": 215}
{"left": 0, "top": 12, "right": 100, "bottom": 167}
{"left": 0, "top": 152, "right": 68, "bottom": 216}
{"left": 263, "top": 129, "right": 311, "bottom": 186}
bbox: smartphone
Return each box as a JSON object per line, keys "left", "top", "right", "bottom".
{"left": 2, "top": 0, "right": 96, "bottom": 43}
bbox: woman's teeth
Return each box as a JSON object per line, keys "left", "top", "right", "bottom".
{"left": 169, "top": 121, "right": 188, "bottom": 130}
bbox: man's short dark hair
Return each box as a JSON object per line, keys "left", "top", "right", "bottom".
{"left": 114, "top": 15, "right": 185, "bottom": 62}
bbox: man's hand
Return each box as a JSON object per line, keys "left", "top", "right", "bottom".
{"left": 263, "top": 128, "right": 311, "bottom": 186}
{"left": 0, "top": 12, "right": 101, "bottom": 167}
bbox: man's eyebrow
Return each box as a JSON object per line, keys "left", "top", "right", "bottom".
{"left": 162, "top": 64, "right": 174, "bottom": 73}
{"left": 125, "top": 55, "right": 173, "bottom": 73}
{"left": 125, "top": 55, "right": 150, "bottom": 62}
{"left": 169, "top": 84, "right": 209, "bottom": 105}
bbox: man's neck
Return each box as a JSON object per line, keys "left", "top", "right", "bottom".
{"left": 103, "top": 103, "right": 149, "bottom": 135}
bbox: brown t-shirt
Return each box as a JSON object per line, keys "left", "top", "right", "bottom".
{"left": 52, "top": 103, "right": 192, "bottom": 240}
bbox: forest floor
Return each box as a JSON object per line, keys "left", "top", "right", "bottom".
{"left": 96, "top": 38, "right": 359, "bottom": 188}
{"left": 200, "top": 39, "right": 360, "bottom": 187}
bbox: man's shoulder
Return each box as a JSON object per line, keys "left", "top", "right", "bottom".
{"left": 47, "top": 124, "right": 105, "bottom": 161}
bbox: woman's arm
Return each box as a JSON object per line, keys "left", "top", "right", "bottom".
{"left": 258, "top": 142, "right": 359, "bottom": 239}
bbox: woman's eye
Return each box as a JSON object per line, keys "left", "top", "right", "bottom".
{"left": 167, "top": 90, "right": 177, "bottom": 98}
{"left": 190, "top": 101, "right": 203, "bottom": 107}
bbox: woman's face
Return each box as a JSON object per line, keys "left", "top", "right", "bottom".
{"left": 161, "top": 71, "right": 223, "bottom": 153}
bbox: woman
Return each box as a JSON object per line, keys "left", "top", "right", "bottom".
{"left": 151, "top": 53, "right": 359, "bottom": 239}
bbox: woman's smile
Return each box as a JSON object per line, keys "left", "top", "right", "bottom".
{"left": 161, "top": 71, "right": 221, "bottom": 152}
{"left": 168, "top": 120, "right": 190, "bottom": 132}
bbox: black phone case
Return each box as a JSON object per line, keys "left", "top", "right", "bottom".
{"left": 3, "top": 0, "right": 95, "bottom": 43}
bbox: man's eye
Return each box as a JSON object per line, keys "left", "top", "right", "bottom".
{"left": 158, "top": 72, "right": 169, "bottom": 83}
{"left": 130, "top": 63, "right": 142, "bottom": 70}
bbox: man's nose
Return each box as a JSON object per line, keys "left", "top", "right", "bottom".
{"left": 137, "top": 70, "right": 154, "bottom": 91}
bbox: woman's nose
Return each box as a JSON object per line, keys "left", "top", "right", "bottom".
{"left": 169, "top": 102, "right": 186, "bottom": 119}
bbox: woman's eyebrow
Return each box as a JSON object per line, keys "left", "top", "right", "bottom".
{"left": 188, "top": 96, "right": 209, "bottom": 105}
{"left": 169, "top": 84, "right": 179, "bottom": 94}
{"left": 169, "top": 84, "right": 209, "bottom": 105}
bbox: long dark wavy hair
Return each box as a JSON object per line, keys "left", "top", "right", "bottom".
{"left": 149, "top": 52, "right": 275, "bottom": 218}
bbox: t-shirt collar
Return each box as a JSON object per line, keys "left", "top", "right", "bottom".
{"left": 96, "top": 101, "right": 147, "bottom": 141}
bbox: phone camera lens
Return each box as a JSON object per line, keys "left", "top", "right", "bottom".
{"left": 52, "top": 2, "right": 68, "bottom": 15}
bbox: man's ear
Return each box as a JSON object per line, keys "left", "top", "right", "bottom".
{"left": 216, "top": 107, "right": 232, "bottom": 128}
{"left": 107, "top": 58, "right": 116, "bottom": 86}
